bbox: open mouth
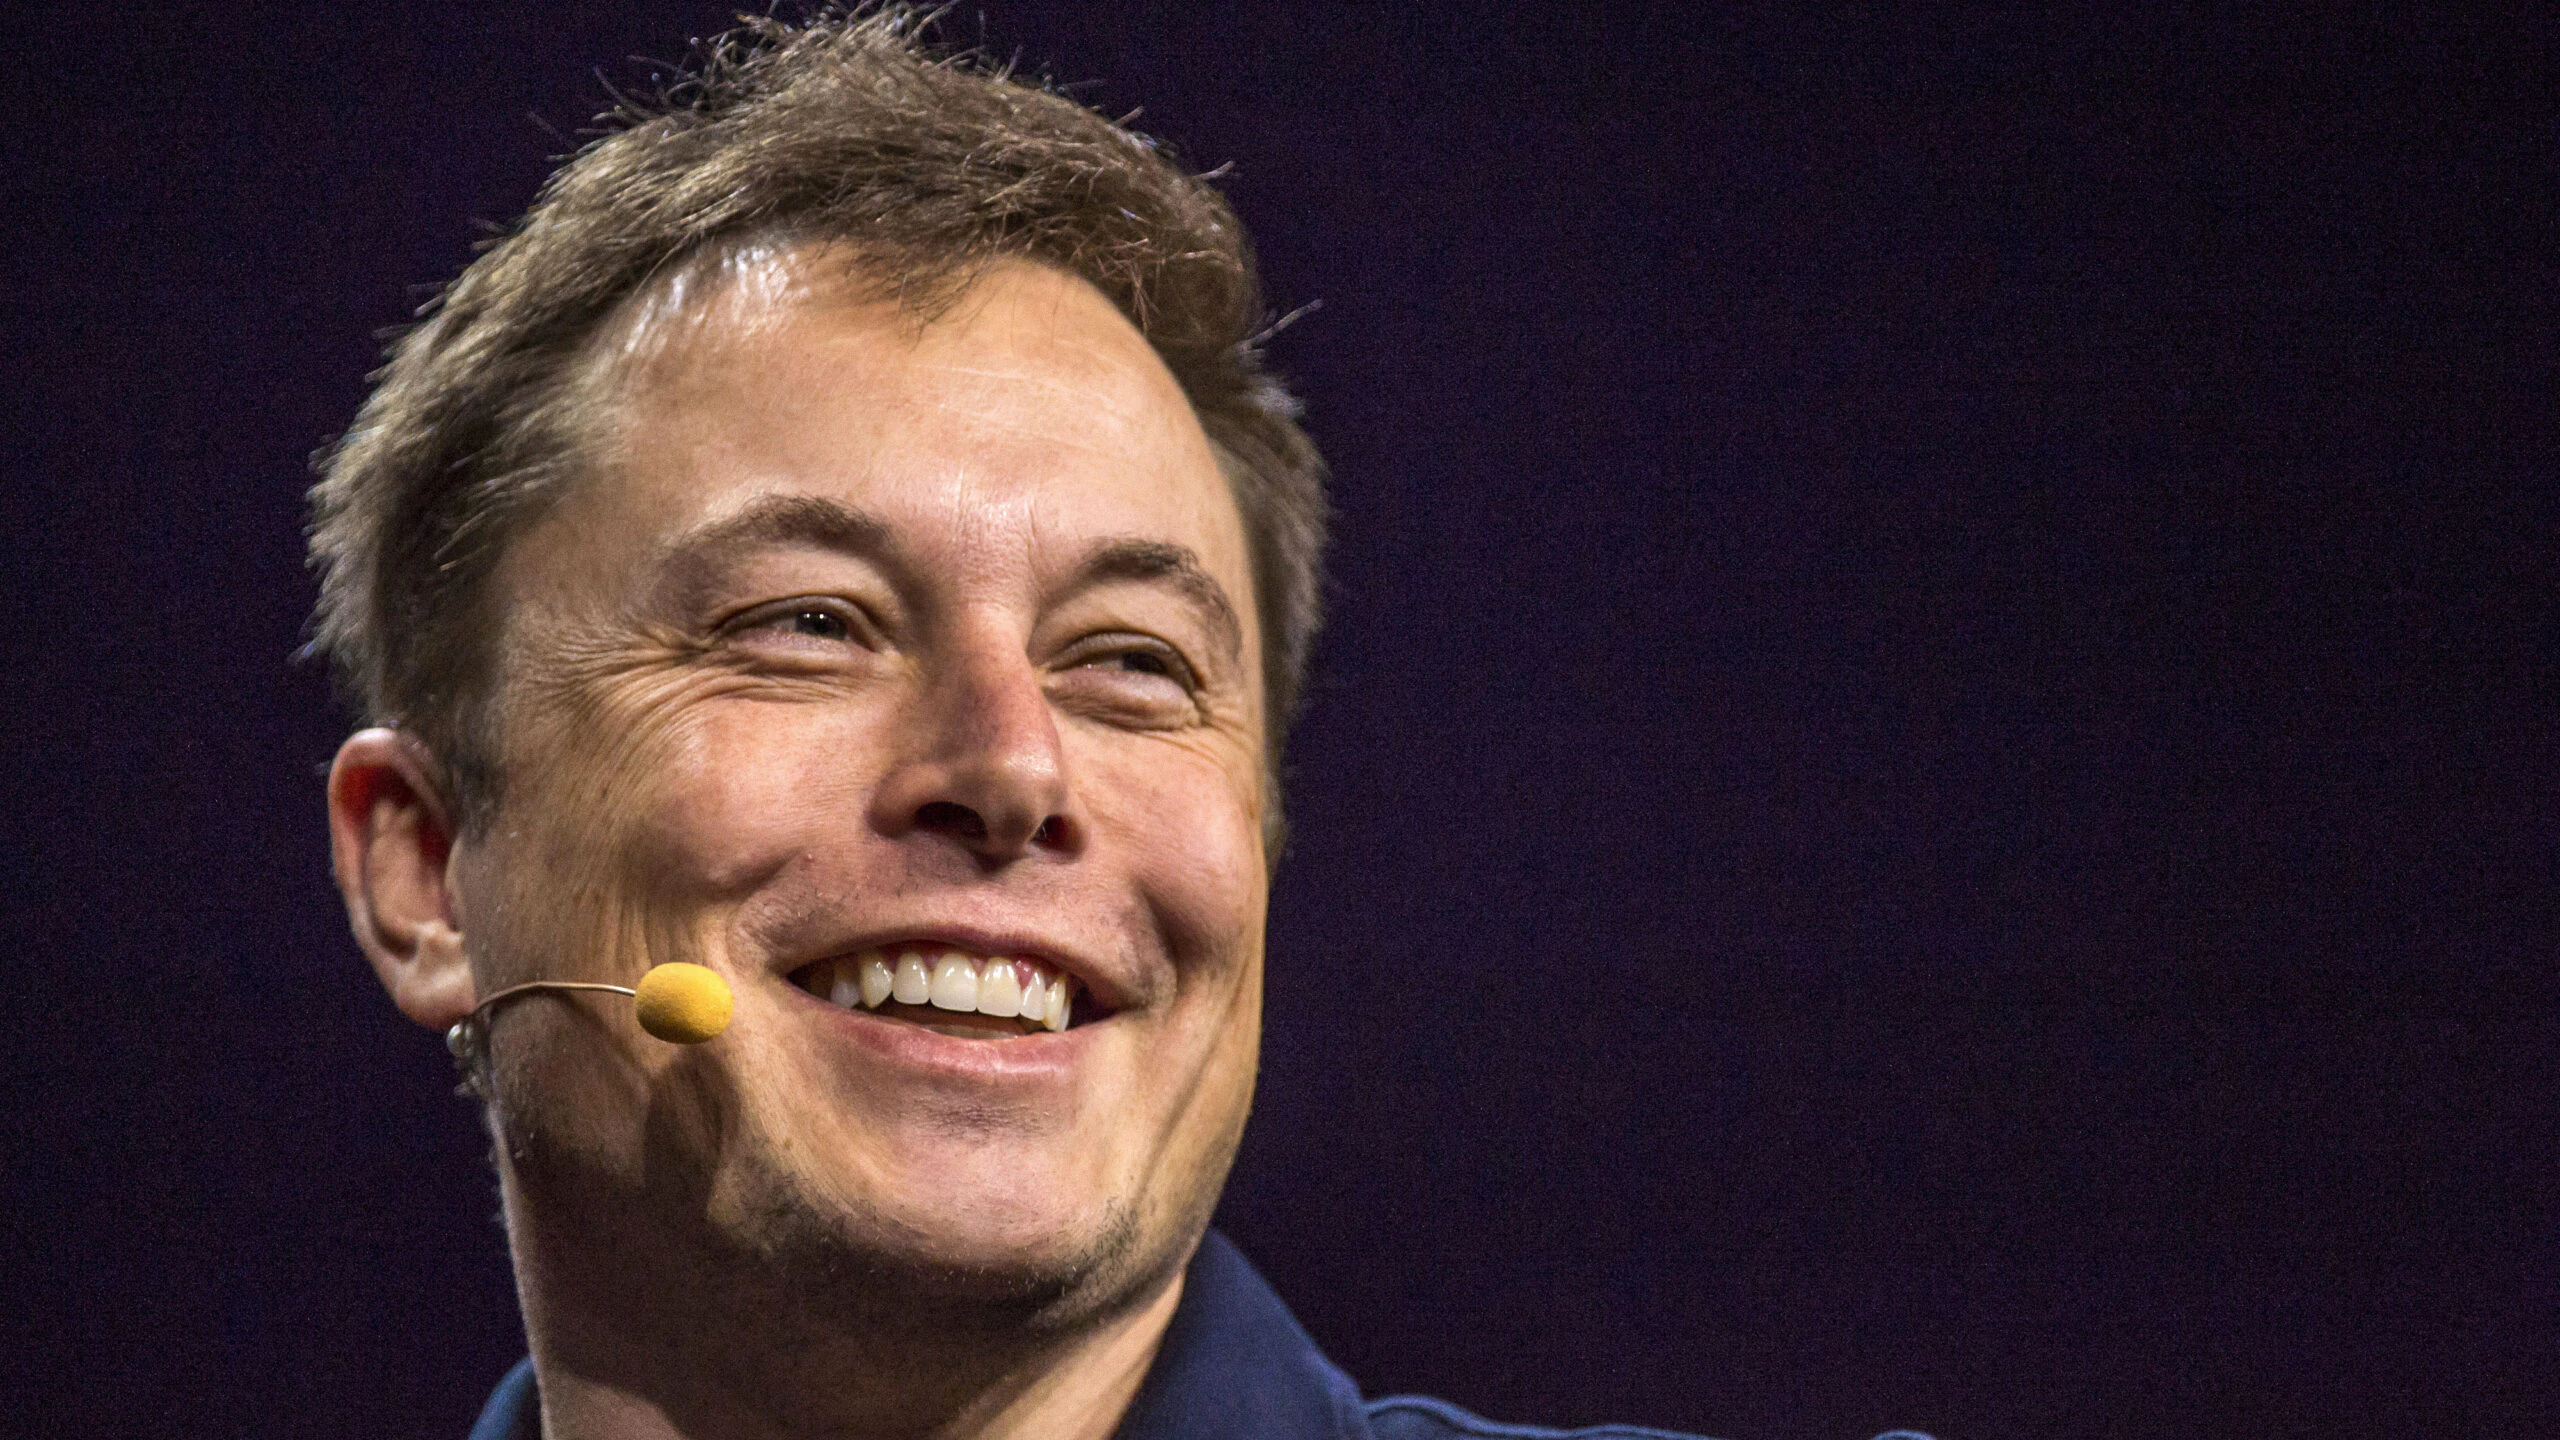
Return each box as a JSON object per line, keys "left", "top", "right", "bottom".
{"left": 791, "top": 947, "right": 1086, "bottom": 1039}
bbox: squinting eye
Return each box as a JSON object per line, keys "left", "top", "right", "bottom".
{"left": 1050, "top": 636, "right": 1201, "bottom": 727}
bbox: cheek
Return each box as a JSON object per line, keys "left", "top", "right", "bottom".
{"left": 627, "top": 703, "right": 875, "bottom": 897}
{"left": 1080, "top": 737, "right": 1268, "bottom": 964}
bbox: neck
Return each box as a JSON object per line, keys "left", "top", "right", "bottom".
{"left": 497, "top": 1167, "right": 1190, "bottom": 1440}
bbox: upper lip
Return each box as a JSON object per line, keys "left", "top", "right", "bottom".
{"left": 772, "top": 923, "right": 1133, "bottom": 1012}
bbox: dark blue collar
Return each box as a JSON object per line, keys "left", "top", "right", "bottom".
{"left": 467, "top": 1230, "right": 1371, "bottom": 1440}
{"left": 1114, "top": 1230, "right": 1370, "bottom": 1440}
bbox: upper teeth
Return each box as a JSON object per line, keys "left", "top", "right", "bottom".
{"left": 806, "top": 948, "right": 1074, "bottom": 1032}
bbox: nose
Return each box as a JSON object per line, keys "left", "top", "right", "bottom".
{"left": 869, "top": 623, "right": 1077, "bottom": 865}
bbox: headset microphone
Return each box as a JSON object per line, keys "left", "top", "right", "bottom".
{"left": 445, "top": 962, "right": 735, "bottom": 1060}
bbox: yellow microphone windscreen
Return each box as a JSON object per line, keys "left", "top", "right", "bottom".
{"left": 633, "top": 963, "right": 734, "bottom": 1044}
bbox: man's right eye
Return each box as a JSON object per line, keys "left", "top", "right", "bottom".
{"left": 782, "top": 607, "right": 850, "bottom": 641}
{"left": 722, "top": 598, "right": 870, "bottom": 647}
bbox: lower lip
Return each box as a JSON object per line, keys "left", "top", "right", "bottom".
{"left": 778, "top": 980, "right": 1098, "bottom": 1084}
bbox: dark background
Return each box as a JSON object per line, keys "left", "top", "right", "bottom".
{"left": 3, "top": 3, "right": 2552, "bottom": 1437}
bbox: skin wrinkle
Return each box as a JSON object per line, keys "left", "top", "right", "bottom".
{"left": 550, "top": 243, "right": 1285, "bottom": 853}
{"left": 469, "top": 623, "right": 755, "bottom": 1182}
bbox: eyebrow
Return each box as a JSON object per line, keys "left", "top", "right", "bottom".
{"left": 1064, "top": 539, "right": 1245, "bottom": 665}
{"left": 668, "top": 493, "right": 895, "bottom": 563}
{"left": 649, "top": 493, "right": 1244, "bottom": 663}
{"left": 650, "top": 494, "right": 900, "bottom": 616}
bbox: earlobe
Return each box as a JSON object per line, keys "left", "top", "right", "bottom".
{"left": 328, "top": 728, "right": 479, "bottom": 1030}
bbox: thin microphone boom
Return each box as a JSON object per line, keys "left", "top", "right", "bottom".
{"left": 472, "top": 979, "right": 641, "bottom": 1011}
{"left": 445, "top": 964, "right": 735, "bottom": 1062}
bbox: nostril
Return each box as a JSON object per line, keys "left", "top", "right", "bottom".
{"left": 914, "top": 801, "right": 986, "bottom": 842}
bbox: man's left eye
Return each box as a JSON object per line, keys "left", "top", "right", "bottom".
{"left": 1083, "top": 643, "right": 1193, "bottom": 689}
{"left": 1052, "top": 637, "right": 1201, "bottom": 723}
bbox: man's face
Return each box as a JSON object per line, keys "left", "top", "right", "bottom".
{"left": 455, "top": 250, "right": 1267, "bottom": 1314}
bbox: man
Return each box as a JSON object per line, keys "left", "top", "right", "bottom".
{"left": 312, "top": 11, "right": 1729, "bottom": 1439}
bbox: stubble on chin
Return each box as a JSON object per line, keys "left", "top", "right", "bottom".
{"left": 728, "top": 1170, "right": 1169, "bottom": 1341}
{"left": 500, "top": 1074, "right": 1200, "bottom": 1358}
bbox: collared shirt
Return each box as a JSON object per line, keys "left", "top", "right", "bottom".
{"left": 468, "top": 1231, "right": 1932, "bottom": 1440}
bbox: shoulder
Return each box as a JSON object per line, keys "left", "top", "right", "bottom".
{"left": 1362, "top": 1395, "right": 1936, "bottom": 1440}
{"left": 1362, "top": 1393, "right": 1720, "bottom": 1440}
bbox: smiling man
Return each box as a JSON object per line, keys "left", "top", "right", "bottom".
{"left": 311, "top": 12, "right": 1723, "bottom": 1440}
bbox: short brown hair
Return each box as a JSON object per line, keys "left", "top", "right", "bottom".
{"left": 307, "top": 7, "right": 1327, "bottom": 836}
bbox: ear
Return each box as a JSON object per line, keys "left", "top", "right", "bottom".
{"left": 328, "top": 728, "right": 477, "bottom": 1031}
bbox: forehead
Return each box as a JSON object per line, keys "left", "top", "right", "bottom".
{"left": 543, "top": 244, "right": 1254, "bottom": 606}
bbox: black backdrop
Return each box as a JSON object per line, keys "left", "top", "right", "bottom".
{"left": 4, "top": 4, "right": 2552, "bottom": 1438}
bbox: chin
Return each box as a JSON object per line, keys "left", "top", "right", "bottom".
{"left": 700, "top": 1125, "right": 1177, "bottom": 1326}
{"left": 741, "top": 1174, "right": 1159, "bottom": 1332}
